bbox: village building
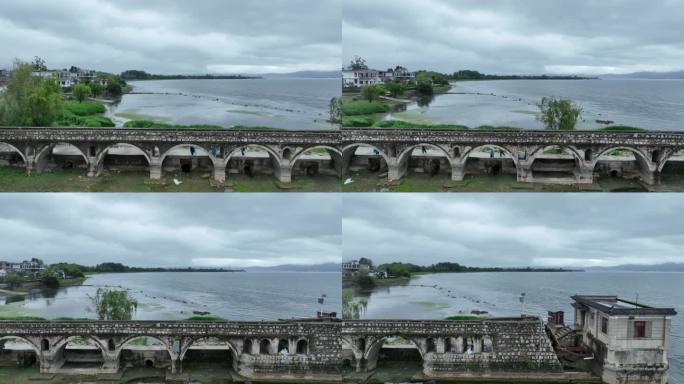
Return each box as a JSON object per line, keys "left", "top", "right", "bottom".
{"left": 343, "top": 57, "right": 415, "bottom": 88}
{"left": 571, "top": 295, "right": 677, "bottom": 384}
{"left": 341, "top": 259, "right": 371, "bottom": 277}
{"left": 31, "top": 67, "right": 107, "bottom": 90}
{"left": 0, "top": 258, "right": 46, "bottom": 275}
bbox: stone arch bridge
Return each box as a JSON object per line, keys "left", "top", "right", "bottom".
{"left": 0, "top": 128, "right": 341, "bottom": 184}
{"left": 0, "top": 320, "right": 341, "bottom": 381}
{"left": 4, "top": 128, "right": 684, "bottom": 186}
{"left": 341, "top": 318, "right": 562, "bottom": 379}
{"left": 341, "top": 129, "right": 684, "bottom": 185}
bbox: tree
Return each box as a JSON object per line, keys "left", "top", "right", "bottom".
{"left": 89, "top": 82, "right": 104, "bottom": 97}
{"left": 0, "top": 61, "right": 63, "bottom": 127}
{"left": 106, "top": 81, "right": 122, "bottom": 97}
{"left": 89, "top": 288, "right": 138, "bottom": 320}
{"left": 537, "top": 97, "right": 582, "bottom": 131}
{"left": 40, "top": 274, "right": 60, "bottom": 289}
{"left": 349, "top": 56, "right": 368, "bottom": 70}
{"left": 33, "top": 56, "right": 47, "bottom": 71}
{"left": 416, "top": 79, "right": 434, "bottom": 96}
{"left": 328, "top": 97, "right": 341, "bottom": 123}
{"left": 72, "top": 83, "right": 91, "bottom": 103}
{"left": 385, "top": 81, "right": 405, "bottom": 98}
{"left": 4, "top": 274, "right": 22, "bottom": 290}
{"left": 358, "top": 258, "right": 374, "bottom": 268}
{"left": 361, "top": 84, "right": 386, "bottom": 103}
{"left": 342, "top": 290, "right": 368, "bottom": 320}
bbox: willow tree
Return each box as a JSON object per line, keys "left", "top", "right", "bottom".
{"left": 537, "top": 97, "right": 582, "bottom": 131}
{"left": 0, "top": 61, "right": 63, "bottom": 127}
{"left": 89, "top": 288, "right": 138, "bottom": 320}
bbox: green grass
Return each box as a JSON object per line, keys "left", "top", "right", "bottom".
{"left": 0, "top": 167, "right": 341, "bottom": 192}
{"left": 52, "top": 317, "right": 91, "bottom": 321}
{"left": 342, "top": 116, "right": 376, "bottom": 127}
{"left": 62, "top": 101, "right": 106, "bottom": 116}
{"left": 373, "top": 120, "right": 468, "bottom": 130}
{"left": 186, "top": 316, "right": 225, "bottom": 321}
{"left": 55, "top": 100, "right": 115, "bottom": 128}
{"left": 123, "top": 120, "right": 223, "bottom": 129}
{"left": 230, "top": 125, "right": 287, "bottom": 131}
{"left": 598, "top": 125, "right": 647, "bottom": 132}
{"left": 341, "top": 100, "right": 391, "bottom": 116}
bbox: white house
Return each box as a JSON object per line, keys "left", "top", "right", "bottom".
{"left": 572, "top": 295, "right": 677, "bottom": 384}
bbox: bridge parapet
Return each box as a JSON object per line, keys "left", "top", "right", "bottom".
{"left": 0, "top": 320, "right": 341, "bottom": 380}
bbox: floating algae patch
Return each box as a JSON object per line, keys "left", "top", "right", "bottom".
{"left": 0, "top": 300, "right": 38, "bottom": 318}
{"left": 409, "top": 301, "right": 450, "bottom": 309}
{"left": 114, "top": 111, "right": 172, "bottom": 123}
{"left": 227, "top": 109, "right": 287, "bottom": 120}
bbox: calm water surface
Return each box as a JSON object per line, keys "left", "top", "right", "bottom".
{"left": 390, "top": 79, "right": 684, "bottom": 131}
{"left": 107, "top": 78, "right": 340, "bottom": 130}
{"left": 357, "top": 271, "right": 683, "bottom": 384}
{"left": 0, "top": 272, "right": 341, "bottom": 320}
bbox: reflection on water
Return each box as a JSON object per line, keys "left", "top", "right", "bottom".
{"left": 108, "top": 79, "right": 340, "bottom": 130}
{"left": 0, "top": 272, "right": 341, "bottom": 320}
{"left": 388, "top": 79, "right": 684, "bottom": 130}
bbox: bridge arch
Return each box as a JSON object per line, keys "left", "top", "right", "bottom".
{"left": 224, "top": 144, "right": 282, "bottom": 178}
{"left": 159, "top": 143, "right": 217, "bottom": 177}
{"left": 363, "top": 335, "right": 425, "bottom": 372}
{"left": 0, "top": 335, "right": 40, "bottom": 355}
{"left": 462, "top": 144, "right": 518, "bottom": 178}
{"left": 96, "top": 143, "right": 151, "bottom": 169}
{"left": 114, "top": 335, "right": 172, "bottom": 361}
{"left": 179, "top": 337, "right": 238, "bottom": 372}
{"left": 296, "top": 339, "right": 308, "bottom": 355}
{"left": 527, "top": 145, "right": 584, "bottom": 182}
{"left": 397, "top": 143, "right": 454, "bottom": 178}
{"left": 34, "top": 142, "right": 89, "bottom": 173}
{"left": 290, "top": 146, "right": 343, "bottom": 179}
{"left": 0, "top": 142, "right": 28, "bottom": 164}
{"left": 342, "top": 143, "right": 391, "bottom": 179}
{"left": 591, "top": 146, "right": 654, "bottom": 183}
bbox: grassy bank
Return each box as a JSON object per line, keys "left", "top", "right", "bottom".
{"left": 0, "top": 167, "right": 340, "bottom": 192}
{"left": 342, "top": 171, "right": 652, "bottom": 193}
{"left": 56, "top": 101, "right": 115, "bottom": 127}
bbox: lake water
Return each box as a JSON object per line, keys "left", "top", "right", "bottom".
{"left": 0, "top": 272, "right": 341, "bottom": 321}
{"left": 107, "top": 78, "right": 340, "bottom": 130}
{"left": 355, "top": 271, "right": 683, "bottom": 383}
{"left": 390, "top": 79, "right": 684, "bottom": 131}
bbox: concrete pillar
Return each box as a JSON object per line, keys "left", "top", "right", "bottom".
{"left": 149, "top": 157, "right": 162, "bottom": 180}
{"left": 386, "top": 157, "right": 403, "bottom": 181}
{"left": 86, "top": 156, "right": 98, "bottom": 177}
{"left": 101, "top": 351, "right": 119, "bottom": 372}
{"left": 25, "top": 156, "right": 36, "bottom": 176}
{"left": 516, "top": 161, "right": 534, "bottom": 183}
{"left": 170, "top": 356, "right": 181, "bottom": 374}
{"left": 451, "top": 160, "right": 465, "bottom": 181}
{"left": 577, "top": 163, "right": 595, "bottom": 184}
{"left": 213, "top": 163, "right": 226, "bottom": 184}
{"left": 276, "top": 161, "right": 293, "bottom": 183}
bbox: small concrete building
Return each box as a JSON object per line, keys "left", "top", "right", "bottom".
{"left": 341, "top": 260, "right": 370, "bottom": 277}
{"left": 572, "top": 295, "right": 677, "bottom": 384}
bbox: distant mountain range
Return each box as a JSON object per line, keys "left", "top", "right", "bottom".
{"left": 244, "top": 263, "right": 340, "bottom": 272}
{"left": 259, "top": 70, "right": 341, "bottom": 79}
{"left": 599, "top": 70, "right": 684, "bottom": 80}
{"left": 588, "top": 262, "right": 684, "bottom": 272}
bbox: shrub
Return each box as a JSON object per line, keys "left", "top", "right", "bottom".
{"left": 123, "top": 120, "right": 223, "bottom": 129}
{"left": 374, "top": 120, "right": 468, "bottom": 130}
{"left": 63, "top": 101, "right": 106, "bottom": 116}
{"left": 599, "top": 125, "right": 646, "bottom": 132}
{"left": 537, "top": 97, "right": 582, "bottom": 131}
{"left": 341, "top": 100, "right": 390, "bottom": 116}
{"left": 342, "top": 116, "right": 375, "bottom": 127}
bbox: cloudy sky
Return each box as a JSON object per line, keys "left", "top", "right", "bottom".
{"left": 0, "top": 0, "right": 341, "bottom": 74}
{"left": 343, "top": 194, "right": 684, "bottom": 268}
{"left": 0, "top": 194, "right": 341, "bottom": 268}
{"left": 343, "top": 0, "right": 684, "bottom": 75}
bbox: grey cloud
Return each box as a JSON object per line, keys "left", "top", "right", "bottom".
{"left": 0, "top": 194, "right": 341, "bottom": 268}
{"left": 342, "top": 194, "right": 684, "bottom": 268}
{"left": 0, "top": 0, "right": 341, "bottom": 74}
{"left": 343, "top": 0, "right": 684, "bottom": 75}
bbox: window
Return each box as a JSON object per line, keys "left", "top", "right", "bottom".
{"left": 601, "top": 316, "right": 609, "bottom": 334}
{"left": 633, "top": 321, "right": 648, "bottom": 338}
